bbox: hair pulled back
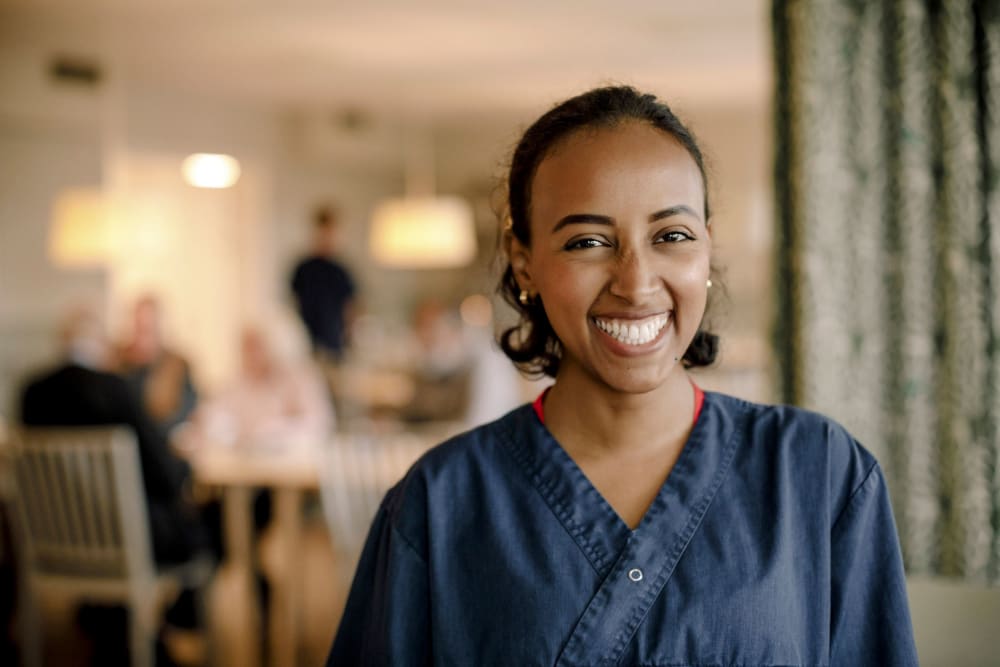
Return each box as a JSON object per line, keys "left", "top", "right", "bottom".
{"left": 498, "top": 85, "right": 719, "bottom": 378}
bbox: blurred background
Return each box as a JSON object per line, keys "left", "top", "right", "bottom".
{"left": 0, "top": 1, "right": 997, "bottom": 666}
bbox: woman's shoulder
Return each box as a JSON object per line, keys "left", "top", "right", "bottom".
{"left": 705, "top": 391, "right": 880, "bottom": 497}
{"left": 412, "top": 403, "right": 533, "bottom": 471}
{"left": 708, "top": 390, "right": 870, "bottom": 448}
{"left": 381, "top": 405, "right": 534, "bottom": 541}
{"left": 380, "top": 405, "right": 533, "bottom": 494}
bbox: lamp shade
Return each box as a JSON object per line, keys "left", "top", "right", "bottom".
{"left": 49, "top": 188, "right": 112, "bottom": 267}
{"left": 369, "top": 196, "right": 476, "bottom": 268}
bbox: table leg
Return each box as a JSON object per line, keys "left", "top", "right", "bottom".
{"left": 269, "top": 487, "right": 302, "bottom": 667}
{"left": 224, "top": 486, "right": 260, "bottom": 667}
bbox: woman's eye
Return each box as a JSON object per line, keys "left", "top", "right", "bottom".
{"left": 656, "top": 230, "right": 693, "bottom": 244}
{"left": 564, "top": 237, "right": 606, "bottom": 250}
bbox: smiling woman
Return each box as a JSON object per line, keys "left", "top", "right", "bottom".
{"left": 500, "top": 87, "right": 718, "bottom": 383}
{"left": 327, "top": 87, "right": 918, "bottom": 667}
{"left": 509, "top": 121, "right": 710, "bottom": 398}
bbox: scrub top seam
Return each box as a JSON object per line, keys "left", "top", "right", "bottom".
{"left": 496, "top": 412, "right": 609, "bottom": 576}
{"left": 829, "top": 460, "right": 880, "bottom": 537}
{"left": 389, "top": 519, "right": 428, "bottom": 564}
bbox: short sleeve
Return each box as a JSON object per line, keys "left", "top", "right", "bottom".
{"left": 340, "top": 263, "right": 357, "bottom": 299}
{"left": 327, "top": 493, "right": 431, "bottom": 667}
{"left": 290, "top": 262, "right": 304, "bottom": 297}
{"left": 829, "top": 463, "right": 918, "bottom": 666}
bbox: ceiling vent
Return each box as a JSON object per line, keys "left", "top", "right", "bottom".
{"left": 49, "top": 56, "right": 102, "bottom": 87}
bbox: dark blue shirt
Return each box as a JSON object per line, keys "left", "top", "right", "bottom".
{"left": 328, "top": 392, "right": 918, "bottom": 666}
{"left": 291, "top": 255, "right": 356, "bottom": 357}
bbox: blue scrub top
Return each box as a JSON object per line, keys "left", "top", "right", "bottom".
{"left": 328, "top": 392, "right": 918, "bottom": 666}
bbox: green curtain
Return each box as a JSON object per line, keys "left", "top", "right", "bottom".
{"left": 773, "top": 0, "right": 1000, "bottom": 582}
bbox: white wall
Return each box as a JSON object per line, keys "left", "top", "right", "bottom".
{"left": 908, "top": 577, "right": 1000, "bottom": 667}
{"left": 0, "top": 118, "right": 106, "bottom": 417}
{"left": 0, "top": 30, "right": 289, "bottom": 409}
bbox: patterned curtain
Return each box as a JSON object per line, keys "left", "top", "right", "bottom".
{"left": 773, "top": 0, "right": 1000, "bottom": 582}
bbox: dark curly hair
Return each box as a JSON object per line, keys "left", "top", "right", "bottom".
{"left": 498, "top": 85, "right": 719, "bottom": 378}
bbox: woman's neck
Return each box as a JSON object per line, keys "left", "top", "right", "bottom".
{"left": 543, "top": 365, "right": 695, "bottom": 460}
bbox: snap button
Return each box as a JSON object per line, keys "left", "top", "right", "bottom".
{"left": 628, "top": 568, "right": 643, "bottom": 582}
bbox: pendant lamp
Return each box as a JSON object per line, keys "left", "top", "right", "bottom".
{"left": 370, "top": 127, "right": 476, "bottom": 269}
{"left": 49, "top": 188, "right": 112, "bottom": 267}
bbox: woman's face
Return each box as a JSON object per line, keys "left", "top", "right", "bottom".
{"left": 511, "top": 121, "right": 711, "bottom": 395}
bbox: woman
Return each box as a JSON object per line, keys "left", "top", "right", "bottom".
{"left": 328, "top": 87, "right": 917, "bottom": 666}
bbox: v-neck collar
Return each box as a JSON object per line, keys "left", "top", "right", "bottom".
{"left": 499, "top": 391, "right": 744, "bottom": 579}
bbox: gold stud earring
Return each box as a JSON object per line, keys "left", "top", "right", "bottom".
{"left": 518, "top": 289, "right": 531, "bottom": 306}
{"left": 706, "top": 279, "right": 713, "bottom": 288}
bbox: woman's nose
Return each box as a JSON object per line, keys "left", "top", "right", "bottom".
{"left": 608, "top": 249, "right": 659, "bottom": 303}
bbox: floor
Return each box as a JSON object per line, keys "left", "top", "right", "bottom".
{"left": 18, "top": 512, "right": 349, "bottom": 667}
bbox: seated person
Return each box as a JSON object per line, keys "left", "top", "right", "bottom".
{"left": 400, "top": 298, "right": 525, "bottom": 427}
{"left": 399, "top": 299, "right": 472, "bottom": 424}
{"left": 179, "top": 321, "right": 332, "bottom": 642}
{"left": 186, "top": 323, "right": 333, "bottom": 452}
{"left": 21, "top": 306, "right": 207, "bottom": 564}
{"left": 117, "top": 294, "right": 198, "bottom": 438}
{"left": 19, "top": 305, "right": 213, "bottom": 663}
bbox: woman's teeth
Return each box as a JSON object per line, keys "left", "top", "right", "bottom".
{"left": 594, "top": 315, "right": 669, "bottom": 346}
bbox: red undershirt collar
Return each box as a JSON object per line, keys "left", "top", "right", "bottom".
{"left": 532, "top": 382, "right": 705, "bottom": 427}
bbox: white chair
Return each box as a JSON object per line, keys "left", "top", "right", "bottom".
{"left": 319, "top": 430, "right": 442, "bottom": 569}
{"left": 9, "top": 426, "right": 213, "bottom": 667}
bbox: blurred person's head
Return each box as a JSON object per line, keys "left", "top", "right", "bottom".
{"left": 125, "top": 293, "right": 164, "bottom": 363}
{"left": 60, "top": 304, "right": 111, "bottom": 369}
{"left": 411, "top": 298, "right": 467, "bottom": 375}
{"left": 497, "top": 85, "right": 718, "bottom": 379}
{"left": 312, "top": 205, "right": 342, "bottom": 256}
{"left": 412, "top": 299, "right": 452, "bottom": 351}
{"left": 240, "top": 327, "right": 274, "bottom": 380}
{"left": 240, "top": 309, "right": 311, "bottom": 380}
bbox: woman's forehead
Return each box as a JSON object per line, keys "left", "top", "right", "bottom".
{"left": 540, "top": 120, "right": 687, "bottom": 162}
{"left": 530, "top": 122, "right": 704, "bottom": 218}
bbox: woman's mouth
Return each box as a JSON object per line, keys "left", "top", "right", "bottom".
{"left": 592, "top": 314, "right": 670, "bottom": 346}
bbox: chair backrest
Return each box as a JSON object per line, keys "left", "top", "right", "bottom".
{"left": 319, "top": 431, "right": 437, "bottom": 557}
{"left": 10, "top": 426, "right": 155, "bottom": 582}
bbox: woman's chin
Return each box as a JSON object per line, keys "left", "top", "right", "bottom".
{"left": 590, "top": 364, "right": 679, "bottom": 396}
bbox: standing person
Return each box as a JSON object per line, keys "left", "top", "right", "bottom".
{"left": 327, "top": 86, "right": 917, "bottom": 666}
{"left": 290, "top": 205, "right": 357, "bottom": 362}
{"left": 117, "top": 294, "right": 198, "bottom": 438}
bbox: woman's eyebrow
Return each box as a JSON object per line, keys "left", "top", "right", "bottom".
{"left": 552, "top": 213, "right": 613, "bottom": 232}
{"left": 552, "top": 205, "right": 701, "bottom": 232}
{"left": 650, "top": 205, "right": 701, "bottom": 222}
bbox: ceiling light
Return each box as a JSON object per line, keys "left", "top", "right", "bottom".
{"left": 181, "top": 153, "right": 241, "bottom": 188}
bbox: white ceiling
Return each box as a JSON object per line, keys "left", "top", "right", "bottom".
{"left": 0, "top": 0, "right": 770, "bottom": 122}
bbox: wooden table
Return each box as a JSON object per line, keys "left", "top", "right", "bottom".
{"left": 184, "top": 424, "right": 458, "bottom": 667}
{"left": 187, "top": 444, "right": 320, "bottom": 667}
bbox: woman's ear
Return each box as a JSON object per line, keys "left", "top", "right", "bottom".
{"left": 507, "top": 232, "right": 535, "bottom": 293}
